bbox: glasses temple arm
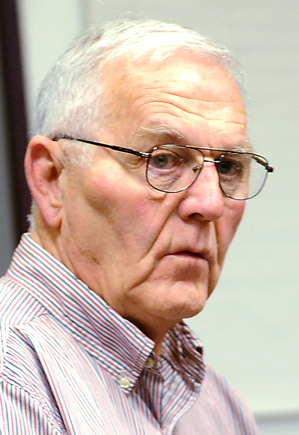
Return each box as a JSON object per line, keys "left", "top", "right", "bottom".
{"left": 252, "top": 155, "right": 274, "bottom": 173}
{"left": 52, "top": 134, "right": 150, "bottom": 158}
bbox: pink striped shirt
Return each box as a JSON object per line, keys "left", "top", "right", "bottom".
{"left": 0, "top": 234, "right": 259, "bottom": 434}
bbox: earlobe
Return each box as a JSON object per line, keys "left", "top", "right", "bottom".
{"left": 25, "top": 135, "right": 65, "bottom": 228}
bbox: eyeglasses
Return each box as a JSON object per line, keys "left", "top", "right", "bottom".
{"left": 53, "top": 134, "right": 274, "bottom": 200}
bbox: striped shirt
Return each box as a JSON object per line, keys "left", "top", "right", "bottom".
{"left": 0, "top": 234, "right": 259, "bottom": 435}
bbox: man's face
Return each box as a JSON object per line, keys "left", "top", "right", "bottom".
{"left": 58, "top": 53, "right": 247, "bottom": 342}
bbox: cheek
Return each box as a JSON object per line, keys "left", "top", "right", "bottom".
{"left": 216, "top": 200, "right": 245, "bottom": 264}
{"left": 81, "top": 166, "right": 166, "bottom": 249}
{"left": 229, "top": 199, "right": 245, "bottom": 234}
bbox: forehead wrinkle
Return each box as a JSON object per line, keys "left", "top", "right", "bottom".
{"left": 147, "top": 86, "right": 241, "bottom": 105}
{"left": 129, "top": 69, "right": 244, "bottom": 106}
{"left": 132, "top": 94, "right": 246, "bottom": 130}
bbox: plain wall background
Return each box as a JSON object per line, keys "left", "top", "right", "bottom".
{"left": 1, "top": 0, "right": 298, "bottom": 433}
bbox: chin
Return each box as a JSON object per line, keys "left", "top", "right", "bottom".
{"left": 179, "top": 301, "right": 207, "bottom": 320}
{"left": 161, "top": 284, "right": 209, "bottom": 321}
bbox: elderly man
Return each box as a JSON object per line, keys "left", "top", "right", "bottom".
{"left": 0, "top": 19, "right": 273, "bottom": 434}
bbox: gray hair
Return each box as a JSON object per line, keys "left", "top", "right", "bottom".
{"left": 33, "top": 19, "right": 244, "bottom": 142}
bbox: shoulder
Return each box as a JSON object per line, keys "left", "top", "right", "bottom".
{"left": 0, "top": 273, "right": 46, "bottom": 349}
{"left": 0, "top": 276, "right": 65, "bottom": 434}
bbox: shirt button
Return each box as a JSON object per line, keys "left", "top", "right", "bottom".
{"left": 145, "top": 356, "right": 155, "bottom": 369}
{"left": 119, "top": 376, "right": 130, "bottom": 390}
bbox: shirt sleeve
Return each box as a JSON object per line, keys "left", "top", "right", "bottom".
{"left": 0, "top": 381, "right": 67, "bottom": 435}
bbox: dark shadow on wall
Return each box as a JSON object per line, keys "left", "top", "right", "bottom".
{"left": 0, "top": 0, "right": 31, "bottom": 241}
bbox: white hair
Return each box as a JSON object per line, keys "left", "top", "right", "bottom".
{"left": 33, "top": 19, "right": 244, "bottom": 141}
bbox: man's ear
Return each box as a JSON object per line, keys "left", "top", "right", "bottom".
{"left": 25, "top": 135, "right": 65, "bottom": 228}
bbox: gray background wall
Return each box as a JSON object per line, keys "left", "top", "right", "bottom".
{"left": 1, "top": 0, "right": 298, "bottom": 433}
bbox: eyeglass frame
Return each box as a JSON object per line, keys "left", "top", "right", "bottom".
{"left": 52, "top": 134, "right": 274, "bottom": 200}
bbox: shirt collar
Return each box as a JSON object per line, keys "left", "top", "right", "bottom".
{"left": 9, "top": 233, "right": 204, "bottom": 388}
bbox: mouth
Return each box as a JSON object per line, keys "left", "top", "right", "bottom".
{"left": 167, "top": 250, "right": 210, "bottom": 262}
{"left": 172, "top": 250, "right": 202, "bottom": 258}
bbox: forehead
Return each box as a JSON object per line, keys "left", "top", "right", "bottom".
{"left": 100, "top": 52, "right": 246, "bottom": 145}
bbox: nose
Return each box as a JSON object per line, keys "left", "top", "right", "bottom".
{"left": 178, "top": 163, "right": 225, "bottom": 222}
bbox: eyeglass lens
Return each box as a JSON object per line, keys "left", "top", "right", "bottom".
{"left": 146, "top": 145, "right": 269, "bottom": 200}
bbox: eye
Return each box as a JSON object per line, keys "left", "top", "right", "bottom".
{"left": 146, "top": 145, "right": 203, "bottom": 193}
{"left": 216, "top": 155, "right": 244, "bottom": 179}
{"left": 150, "top": 150, "right": 183, "bottom": 170}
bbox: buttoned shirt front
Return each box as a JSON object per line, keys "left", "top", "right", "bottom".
{"left": 0, "top": 234, "right": 259, "bottom": 434}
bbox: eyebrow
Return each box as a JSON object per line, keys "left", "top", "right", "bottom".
{"left": 136, "top": 124, "right": 184, "bottom": 141}
{"left": 135, "top": 123, "right": 253, "bottom": 153}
